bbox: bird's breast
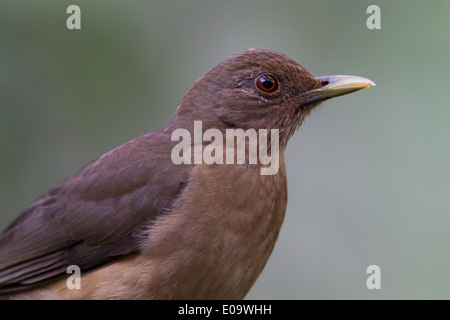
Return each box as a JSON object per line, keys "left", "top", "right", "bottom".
{"left": 135, "top": 159, "right": 288, "bottom": 299}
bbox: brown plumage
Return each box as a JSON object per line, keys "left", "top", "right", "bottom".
{"left": 0, "top": 49, "right": 374, "bottom": 299}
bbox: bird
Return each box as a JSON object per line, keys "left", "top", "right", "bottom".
{"left": 0, "top": 48, "right": 374, "bottom": 299}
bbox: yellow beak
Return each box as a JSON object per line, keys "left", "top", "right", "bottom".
{"left": 308, "top": 75, "right": 375, "bottom": 101}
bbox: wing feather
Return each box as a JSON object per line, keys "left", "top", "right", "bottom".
{"left": 0, "top": 130, "right": 189, "bottom": 293}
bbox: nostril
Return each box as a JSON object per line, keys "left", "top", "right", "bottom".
{"left": 321, "top": 80, "right": 329, "bottom": 87}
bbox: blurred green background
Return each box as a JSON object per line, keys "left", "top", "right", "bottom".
{"left": 1, "top": 0, "right": 449, "bottom": 299}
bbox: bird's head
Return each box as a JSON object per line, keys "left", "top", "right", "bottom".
{"left": 175, "top": 48, "right": 374, "bottom": 149}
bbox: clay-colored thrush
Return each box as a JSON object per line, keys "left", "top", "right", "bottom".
{"left": 0, "top": 49, "right": 374, "bottom": 299}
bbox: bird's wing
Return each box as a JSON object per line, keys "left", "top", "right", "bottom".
{"left": 0, "top": 131, "right": 189, "bottom": 293}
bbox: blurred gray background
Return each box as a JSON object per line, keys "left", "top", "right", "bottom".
{"left": 1, "top": 0, "right": 449, "bottom": 299}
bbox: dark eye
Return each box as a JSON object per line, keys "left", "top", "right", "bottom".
{"left": 256, "top": 74, "right": 278, "bottom": 93}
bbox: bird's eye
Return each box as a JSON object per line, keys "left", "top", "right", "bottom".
{"left": 256, "top": 74, "right": 278, "bottom": 93}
